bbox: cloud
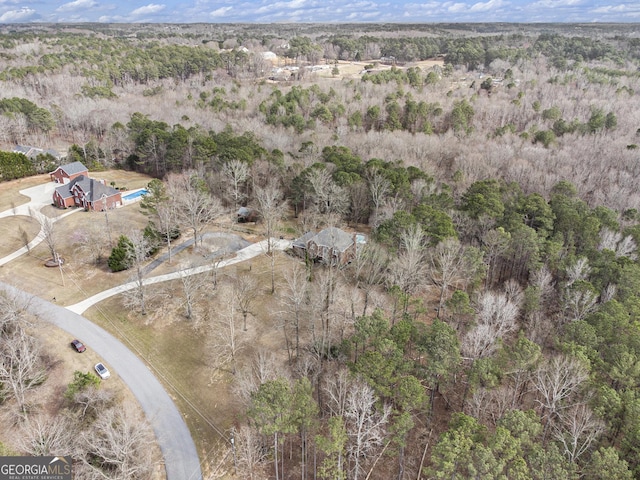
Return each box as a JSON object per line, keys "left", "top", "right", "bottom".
{"left": 590, "top": 3, "right": 640, "bottom": 13}
{"left": 528, "top": 0, "right": 584, "bottom": 7}
{"left": 209, "top": 6, "right": 232, "bottom": 17}
{"left": 469, "top": 0, "right": 506, "bottom": 11}
{"left": 56, "top": 0, "right": 98, "bottom": 13}
{"left": 446, "top": 2, "right": 468, "bottom": 12}
{"left": 0, "top": 6, "right": 36, "bottom": 22}
{"left": 130, "top": 3, "right": 165, "bottom": 16}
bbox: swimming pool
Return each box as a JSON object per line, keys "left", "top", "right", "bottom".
{"left": 123, "top": 189, "right": 148, "bottom": 200}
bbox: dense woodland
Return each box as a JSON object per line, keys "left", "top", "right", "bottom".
{"left": 2, "top": 22, "right": 640, "bottom": 479}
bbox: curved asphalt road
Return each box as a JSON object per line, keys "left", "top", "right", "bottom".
{"left": 0, "top": 282, "right": 203, "bottom": 480}
{"left": 0, "top": 182, "right": 203, "bottom": 480}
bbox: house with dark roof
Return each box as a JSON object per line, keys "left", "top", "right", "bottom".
{"left": 53, "top": 175, "right": 122, "bottom": 211}
{"left": 294, "top": 227, "right": 359, "bottom": 266}
{"left": 13, "top": 145, "right": 61, "bottom": 160}
{"left": 49, "top": 161, "right": 89, "bottom": 184}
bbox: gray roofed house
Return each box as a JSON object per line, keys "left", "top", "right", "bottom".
{"left": 53, "top": 175, "right": 122, "bottom": 211}
{"left": 294, "top": 227, "right": 358, "bottom": 266}
{"left": 291, "top": 231, "right": 315, "bottom": 256}
{"left": 49, "top": 161, "right": 89, "bottom": 183}
{"left": 13, "top": 145, "right": 61, "bottom": 160}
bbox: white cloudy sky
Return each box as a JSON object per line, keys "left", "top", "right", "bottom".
{"left": 0, "top": 0, "right": 639, "bottom": 23}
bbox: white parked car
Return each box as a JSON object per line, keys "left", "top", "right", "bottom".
{"left": 94, "top": 362, "right": 111, "bottom": 380}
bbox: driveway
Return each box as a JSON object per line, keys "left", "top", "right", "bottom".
{"left": 67, "top": 238, "right": 292, "bottom": 314}
{"left": 0, "top": 282, "right": 203, "bottom": 480}
{"left": 0, "top": 181, "right": 80, "bottom": 267}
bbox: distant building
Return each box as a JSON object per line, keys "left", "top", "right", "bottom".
{"left": 13, "top": 145, "right": 61, "bottom": 160}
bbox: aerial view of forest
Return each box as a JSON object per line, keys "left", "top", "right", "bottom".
{"left": 1, "top": 21, "right": 640, "bottom": 480}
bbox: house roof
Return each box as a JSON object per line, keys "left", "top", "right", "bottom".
{"left": 293, "top": 231, "right": 315, "bottom": 249}
{"left": 14, "top": 145, "right": 61, "bottom": 159}
{"left": 71, "top": 175, "right": 119, "bottom": 203}
{"left": 51, "top": 161, "right": 88, "bottom": 176}
{"left": 311, "top": 227, "right": 354, "bottom": 252}
{"left": 54, "top": 183, "right": 74, "bottom": 199}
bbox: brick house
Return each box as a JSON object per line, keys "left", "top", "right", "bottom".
{"left": 49, "top": 161, "right": 89, "bottom": 184}
{"left": 53, "top": 175, "right": 122, "bottom": 211}
{"left": 293, "top": 227, "right": 359, "bottom": 266}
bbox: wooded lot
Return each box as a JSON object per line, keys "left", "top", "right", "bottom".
{"left": 1, "top": 22, "right": 640, "bottom": 479}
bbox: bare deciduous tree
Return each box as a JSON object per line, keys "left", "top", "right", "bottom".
{"left": 233, "top": 349, "right": 285, "bottom": 407}
{"left": 280, "top": 263, "right": 310, "bottom": 361}
{"left": 208, "top": 286, "right": 245, "bottom": 375}
{"left": 323, "top": 367, "right": 352, "bottom": 417}
{"left": 468, "top": 385, "right": 514, "bottom": 427}
{"left": 222, "top": 159, "right": 250, "bottom": 209}
{"left": 462, "top": 290, "right": 519, "bottom": 359}
{"left": 19, "top": 414, "right": 77, "bottom": 456}
{"left": 565, "top": 257, "right": 591, "bottom": 287}
{"left": 121, "top": 231, "right": 155, "bottom": 316}
{"left": 0, "top": 291, "right": 34, "bottom": 335}
{"left": 167, "top": 170, "right": 224, "bottom": 247}
{"left": 233, "top": 274, "right": 259, "bottom": 331}
{"left": 73, "top": 386, "right": 116, "bottom": 419}
{"left": 231, "top": 425, "right": 266, "bottom": 480}
{"left": 78, "top": 405, "right": 158, "bottom": 480}
{"left": 0, "top": 329, "right": 47, "bottom": 416}
{"left": 307, "top": 167, "right": 349, "bottom": 216}
{"left": 178, "top": 266, "right": 208, "bottom": 322}
{"left": 350, "top": 243, "right": 388, "bottom": 317}
{"left": 30, "top": 208, "right": 60, "bottom": 265}
{"left": 552, "top": 403, "right": 604, "bottom": 464}
{"left": 562, "top": 286, "right": 598, "bottom": 323}
{"left": 429, "top": 237, "right": 484, "bottom": 314}
{"left": 154, "top": 201, "right": 179, "bottom": 264}
{"left": 388, "top": 225, "right": 427, "bottom": 316}
{"left": 534, "top": 355, "right": 590, "bottom": 438}
{"left": 344, "top": 378, "right": 390, "bottom": 480}
{"left": 366, "top": 167, "right": 390, "bottom": 226}
{"left": 254, "top": 180, "right": 287, "bottom": 255}
{"left": 72, "top": 222, "right": 110, "bottom": 265}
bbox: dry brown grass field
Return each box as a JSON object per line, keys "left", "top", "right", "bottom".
{"left": 325, "top": 58, "right": 445, "bottom": 79}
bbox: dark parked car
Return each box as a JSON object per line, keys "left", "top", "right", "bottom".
{"left": 71, "top": 339, "right": 86, "bottom": 353}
